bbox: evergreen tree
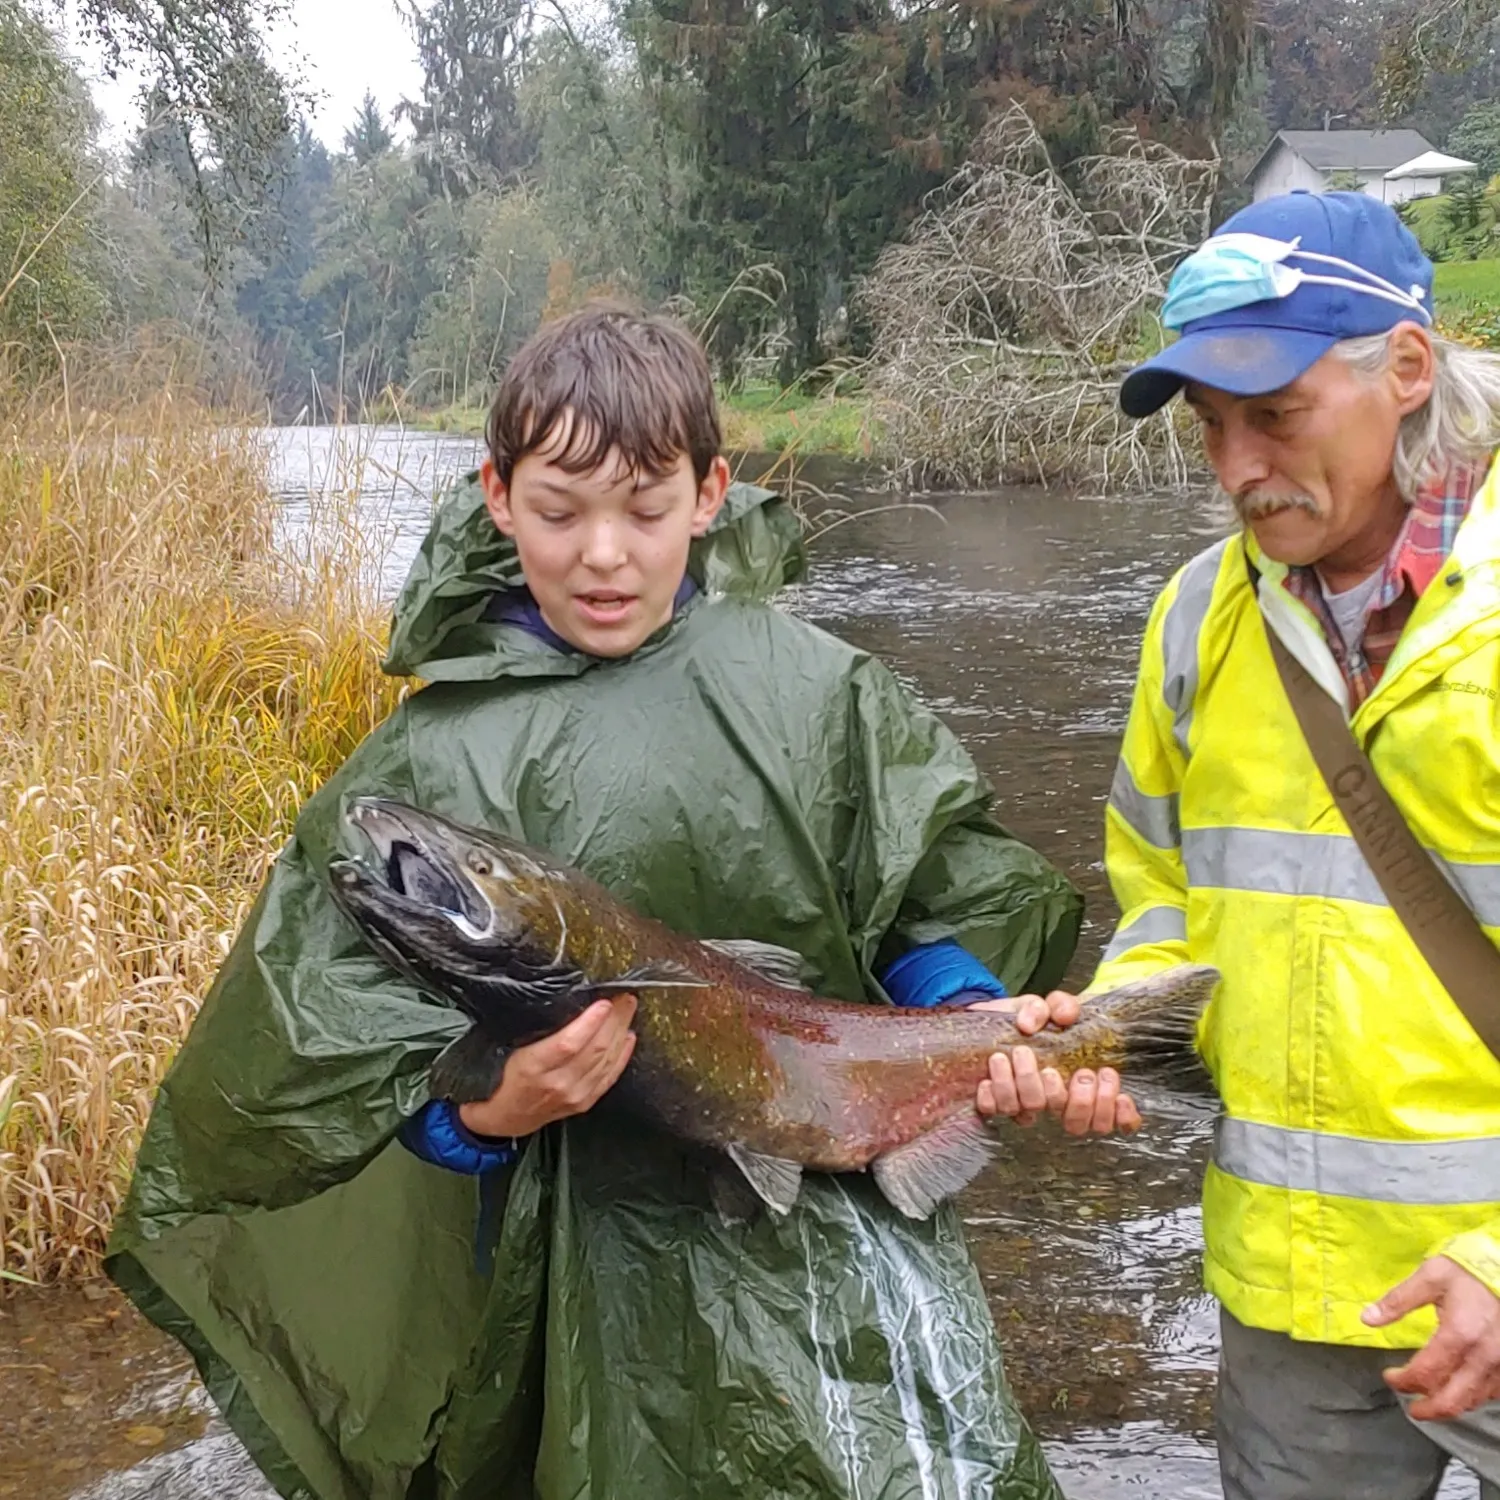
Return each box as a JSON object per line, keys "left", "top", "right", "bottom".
{"left": 302, "top": 148, "right": 465, "bottom": 409}
{"left": 345, "top": 92, "right": 395, "bottom": 164}
{"left": 398, "top": 0, "right": 537, "bottom": 198}
{"left": 1450, "top": 102, "right": 1500, "bottom": 181}
{"left": 626, "top": 0, "right": 960, "bottom": 380}
{"left": 235, "top": 122, "right": 339, "bottom": 413}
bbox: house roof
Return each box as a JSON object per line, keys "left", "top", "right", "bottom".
{"left": 1247, "top": 129, "right": 1435, "bottom": 184}
{"left": 1384, "top": 149, "right": 1477, "bottom": 179}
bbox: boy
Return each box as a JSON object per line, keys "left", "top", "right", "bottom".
{"left": 108, "top": 306, "right": 1115, "bottom": 1500}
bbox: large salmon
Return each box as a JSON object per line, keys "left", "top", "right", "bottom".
{"left": 328, "top": 797, "right": 1217, "bottom": 1219}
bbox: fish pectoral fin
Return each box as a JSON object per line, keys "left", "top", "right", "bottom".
{"left": 428, "top": 1025, "right": 511, "bottom": 1105}
{"left": 707, "top": 1164, "right": 762, "bottom": 1227}
{"left": 872, "top": 1113, "right": 995, "bottom": 1221}
{"left": 725, "top": 1143, "right": 803, "bottom": 1217}
{"left": 590, "top": 959, "right": 710, "bottom": 992}
{"left": 700, "top": 938, "right": 809, "bottom": 991}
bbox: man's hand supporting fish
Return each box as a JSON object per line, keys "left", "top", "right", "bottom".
{"left": 972, "top": 991, "right": 1143, "bottom": 1135}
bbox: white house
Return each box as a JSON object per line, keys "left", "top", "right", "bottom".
{"left": 1247, "top": 130, "right": 1477, "bottom": 204}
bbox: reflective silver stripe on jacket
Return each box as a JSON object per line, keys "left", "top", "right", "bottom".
{"left": 1160, "top": 538, "right": 1230, "bottom": 760}
{"left": 1216, "top": 1117, "right": 1500, "bottom": 1205}
{"left": 1109, "top": 760, "right": 1180, "bottom": 850}
{"left": 1182, "top": 826, "right": 1500, "bottom": 927}
{"left": 1102, "top": 905, "right": 1188, "bottom": 961}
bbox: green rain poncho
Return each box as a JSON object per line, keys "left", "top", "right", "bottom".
{"left": 107, "top": 478, "right": 1083, "bottom": 1500}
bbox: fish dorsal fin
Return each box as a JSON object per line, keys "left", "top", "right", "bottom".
{"left": 872, "top": 1113, "right": 995, "bottom": 1220}
{"left": 481, "top": 964, "right": 589, "bottom": 1002}
{"left": 726, "top": 1143, "right": 804, "bottom": 1216}
{"left": 701, "top": 938, "right": 809, "bottom": 990}
{"left": 590, "top": 959, "right": 710, "bottom": 992}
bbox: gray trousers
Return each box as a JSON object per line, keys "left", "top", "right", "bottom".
{"left": 1219, "top": 1309, "right": 1500, "bottom": 1500}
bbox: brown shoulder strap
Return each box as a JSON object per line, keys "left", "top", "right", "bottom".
{"left": 1249, "top": 559, "right": 1500, "bottom": 1058}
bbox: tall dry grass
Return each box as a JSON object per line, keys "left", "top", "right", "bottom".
{"left": 0, "top": 353, "right": 408, "bottom": 1282}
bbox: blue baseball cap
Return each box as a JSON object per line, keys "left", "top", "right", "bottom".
{"left": 1119, "top": 191, "right": 1434, "bottom": 419}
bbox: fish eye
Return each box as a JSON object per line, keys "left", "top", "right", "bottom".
{"left": 466, "top": 850, "right": 492, "bottom": 877}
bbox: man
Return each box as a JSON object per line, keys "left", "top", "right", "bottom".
{"left": 1095, "top": 189, "right": 1500, "bottom": 1497}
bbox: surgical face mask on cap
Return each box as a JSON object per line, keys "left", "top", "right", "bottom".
{"left": 1161, "top": 231, "right": 1432, "bottom": 330}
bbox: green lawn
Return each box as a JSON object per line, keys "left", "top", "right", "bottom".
{"left": 1433, "top": 260, "right": 1500, "bottom": 306}
{"left": 1433, "top": 261, "right": 1500, "bottom": 349}
{"left": 718, "top": 382, "right": 878, "bottom": 459}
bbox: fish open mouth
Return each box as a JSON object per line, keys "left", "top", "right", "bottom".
{"left": 345, "top": 798, "right": 495, "bottom": 940}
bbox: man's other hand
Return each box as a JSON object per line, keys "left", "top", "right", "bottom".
{"left": 1365, "top": 1255, "right": 1500, "bottom": 1422}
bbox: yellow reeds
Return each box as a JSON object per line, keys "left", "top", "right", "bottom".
{"left": 0, "top": 362, "right": 408, "bottom": 1281}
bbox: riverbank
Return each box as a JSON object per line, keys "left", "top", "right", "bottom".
{"left": 410, "top": 381, "right": 881, "bottom": 460}
{"left": 378, "top": 276, "right": 1500, "bottom": 471}
{"left": 0, "top": 381, "right": 403, "bottom": 1283}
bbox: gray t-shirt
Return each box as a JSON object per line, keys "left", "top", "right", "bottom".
{"left": 1319, "top": 567, "right": 1385, "bottom": 659}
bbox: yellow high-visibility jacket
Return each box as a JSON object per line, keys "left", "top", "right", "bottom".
{"left": 1095, "top": 461, "right": 1500, "bottom": 1347}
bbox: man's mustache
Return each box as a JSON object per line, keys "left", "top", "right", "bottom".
{"left": 1223, "top": 487, "right": 1321, "bottom": 522}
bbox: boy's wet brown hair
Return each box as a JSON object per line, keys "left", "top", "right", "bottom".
{"left": 486, "top": 303, "right": 722, "bottom": 484}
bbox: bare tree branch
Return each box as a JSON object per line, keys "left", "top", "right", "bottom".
{"left": 1379, "top": 0, "right": 1500, "bottom": 115}
{"left": 857, "top": 105, "right": 1218, "bottom": 493}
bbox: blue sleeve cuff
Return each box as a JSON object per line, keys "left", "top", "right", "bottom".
{"left": 397, "top": 1099, "right": 519, "bottom": 1176}
{"left": 880, "top": 938, "right": 1008, "bottom": 1008}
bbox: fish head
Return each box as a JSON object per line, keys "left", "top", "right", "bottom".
{"left": 328, "top": 797, "right": 571, "bottom": 990}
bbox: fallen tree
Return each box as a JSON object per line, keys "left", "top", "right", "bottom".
{"left": 858, "top": 105, "right": 1218, "bottom": 492}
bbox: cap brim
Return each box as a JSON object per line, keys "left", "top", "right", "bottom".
{"left": 1119, "top": 327, "right": 1341, "bottom": 418}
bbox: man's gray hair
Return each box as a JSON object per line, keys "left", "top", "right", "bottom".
{"left": 1336, "top": 331, "right": 1500, "bottom": 501}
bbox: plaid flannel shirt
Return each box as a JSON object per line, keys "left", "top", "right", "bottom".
{"left": 1281, "top": 464, "right": 1484, "bottom": 709}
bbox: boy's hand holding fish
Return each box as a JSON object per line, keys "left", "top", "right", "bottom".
{"left": 458, "top": 993, "right": 639, "bottom": 1138}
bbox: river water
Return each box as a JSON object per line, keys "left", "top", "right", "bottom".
{"left": 0, "top": 426, "right": 1479, "bottom": 1499}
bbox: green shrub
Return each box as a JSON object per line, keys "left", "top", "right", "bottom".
{"left": 1402, "top": 195, "right": 1454, "bottom": 261}
{"left": 0, "top": 3, "right": 105, "bottom": 369}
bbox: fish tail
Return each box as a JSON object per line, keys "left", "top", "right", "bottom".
{"left": 1084, "top": 962, "right": 1219, "bottom": 1092}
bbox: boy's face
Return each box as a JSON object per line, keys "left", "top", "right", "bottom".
{"left": 481, "top": 416, "right": 729, "bottom": 658}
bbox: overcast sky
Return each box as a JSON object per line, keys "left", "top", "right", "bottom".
{"left": 64, "top": 0, "right": 428, "bottom": 153}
